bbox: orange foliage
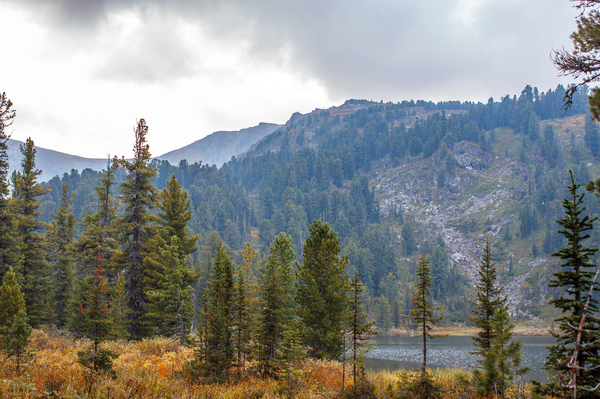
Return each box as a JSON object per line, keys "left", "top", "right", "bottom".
{"left": 0, "top": 329, "right": 535, "bottom": 398}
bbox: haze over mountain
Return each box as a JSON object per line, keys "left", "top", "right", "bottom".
{"left": 7, "top": 122, "right": 282, "bottom": 181}
{"left": 156, "top": 122, "right": 282, "bottom": 167}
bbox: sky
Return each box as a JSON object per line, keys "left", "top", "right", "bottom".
{"left": 0, "top": 0, "right": 583, "bottom": 159}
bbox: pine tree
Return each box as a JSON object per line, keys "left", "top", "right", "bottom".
{"left": 233, "top": 271, "right": 251, "bottom": 378}
{"left": 116, "top": 119, "right": 158, "bottom": 339}
{"left": 11, "top": 137, "right": 50, "bottom": 327}
{"left": 190, "top": 245, "right": 235, "bottom": 381}
{"left": 540, "top": 171, "right": 600, "bottom": 398}
{"left": 410, "top": 255, "right": 443, "bottom": 373}
{"left": 47, "top": 183, "right": 76, "bottom": 328}
{"left": 347, "top": 272, "right": 376, "bottom": 396}
{"left": 257, "top": 233, "right": 295, "bottom": 375}
{"left": 0, "top": 93, "right": 18, "bottom": 282}
{"left": 72, "top": 251, "right": 118, "bottom": 377}
{"left": 469, "top": 238, "right": 506, "bottom": 353}
{"left": 0, "top": 266, "right": 31, "bottom": 373}
{"left": 144, "top": 175, "right": 199, "bottom": 345}
{"left": 296, "top": 220, "right": 348, "bottom": 360}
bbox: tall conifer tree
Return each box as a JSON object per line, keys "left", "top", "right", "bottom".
{"left": 117, "top": 119, "right": 158, "bottom": 339}
{"left": 410, "top": 255, "right": 442, "bottom": 372}
{"left": 296, "top": 220, "right": 348, "bottom": 360}
{"left": 540, "top": 171, "right": 600, "bottom": 398}
{"left": 47, "top": 183, "right": 76, "bottom": 328}
{"left": 257, "top": 233, "right": 295, "bottom": 375}
{"left": 347, "top": 271, "right": 376, "bottom": 395}
{"left": 11, "top": 137, "right": 50, "bottom": 327}
{"left": 144, "top": 175, "right": 198, "bottom": 344}
{"left": 470, "top": 238, "right": 506, "bottom": 352}
{"left": 0, "top": 93, "right": 17, "bottom": 281}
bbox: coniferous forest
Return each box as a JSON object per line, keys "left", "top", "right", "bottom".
{"left": 1, "top": 77, "right": 600, "bottom": 397}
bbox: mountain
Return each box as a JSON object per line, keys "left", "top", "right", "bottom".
{"left": 7, "top": 122, "right": 282, "bottom": 182}
{"left": 156, "top": 122, "right": 282, "bottom": 167}
{"left": 7, "top": 139, "right": 109, "bottom": 182}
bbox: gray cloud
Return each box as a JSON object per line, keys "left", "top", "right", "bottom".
{"left": 10, "top": 0, "right": 579, "bottom": 100}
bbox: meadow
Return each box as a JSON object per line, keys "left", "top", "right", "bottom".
{"left": 0, "top": 328, "right": 534, "bottom": 399}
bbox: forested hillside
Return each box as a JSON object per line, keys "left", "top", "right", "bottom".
{"left": 29, "top": 84, "right": 599, "bottom": 330}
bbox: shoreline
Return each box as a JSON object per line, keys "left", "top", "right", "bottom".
{"left": 378, "top": 325, "right": 552, "bottom": 337}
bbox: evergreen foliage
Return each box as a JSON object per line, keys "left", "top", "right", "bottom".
{"left": 469, "top": 238, "right": 506, "bottom": 352}
{"left": 11, "top": 137, "right": 50, "bottom": 327}
{"left": 410, "top": 255, "right": 442, "bottom": 372}
{"left": 0, "top": 93, "right": 17, "bottom": 282}
{"left": 540, "top": 171, "right": 600, "bottom": 398}
{"left": 190, "top": 245, "right": 235, "bottom": 381}
{"left": 116, "top": 119, "right": 158, "bottom": 339}
{"left": 47, "top": 182, "right": 76, "bottom": 328}
{"left": 296, "top": 220, "right": 348, "bottom": 360}
{"left": 347, "top": 272, "right": 376, "bottom": 396}
{"left": 257, "top": 233, "right": 295, "bottom": 375}
{"left": 0, "top": 266, "right": 32, "bottom": 373}
{"left": 72, "top": 251, "right": 118, "bottom": 378}
{"left": 144, "top": 175, "right": 199, "bottom": 345}
{"left": 73, "top": 157, "right": 121, "bottom": 278}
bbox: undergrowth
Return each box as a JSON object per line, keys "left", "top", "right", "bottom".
{"left": 0, "top": 328, "right": 535, "bottom": 398}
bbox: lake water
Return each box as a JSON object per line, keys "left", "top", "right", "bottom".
{"left": 365, "top": 335, "right": 555, "bottom": 381}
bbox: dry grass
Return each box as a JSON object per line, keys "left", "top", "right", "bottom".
{"left": 0, "top": 329, "right": 535, "bottom": 398}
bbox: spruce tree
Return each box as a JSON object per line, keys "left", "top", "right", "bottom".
{"left": 116, "top": 119, "right": 158, "bottom": 339}
{"left": 469, "top": 238, "right": 506, "bottom": 352}
{"left": 47, "top": 183, "right": 76, "bottom": 328}
{"left": 11, "top": 137, "right": 50, "bottom": 327}
{"left": 0, "top": 93, "right": 17, "bottom": 282}
{"left": 144, "top": 236, "right": 197, "bottom": 345}
{"left": 191, "top": 245, "right": 235, "bottom": 381}
{"left": 540, "top": 171, "right": 600, "bottom": 398}
{"left": 0, "top": 266, "right": 32, "bottom": 373}
{"left": 296, "top": 219, "right": 348, "bottom": 360}
{"left": 410, "top": 255, "right": 442, "bottom": 372}
{"left": 257, "top": 233, "right": 295, "bottom": 375}
{"left": 144, "top": 175, "right": 198, "bottom": 345}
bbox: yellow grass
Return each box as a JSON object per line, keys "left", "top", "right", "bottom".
{"left": 0, "top": 328, "right": 535, "bottom": 398}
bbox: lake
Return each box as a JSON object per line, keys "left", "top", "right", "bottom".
{"left": 364, "top": 335, "right": 555, "bottom": 381}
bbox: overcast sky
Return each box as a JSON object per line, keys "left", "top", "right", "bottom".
{"left": 0, "top": 0, "right": 581, "bottom": 158}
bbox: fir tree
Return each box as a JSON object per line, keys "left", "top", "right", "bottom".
{"left": 410, "top": 255, "right": 443, "bottom": 373}
{"left": 11, "top": 137, "right": 50, "bottom": 327}
{"left": 116, "top": 119, "right": 158, "bottom": 339}
{"left": 296, "top": 220, "right": 348, "bottom": 360}
{"left": 539, "top": 171, "right": 600, "bottom": 398}
{"left": 144, "top": 175, "right": 199, "bottom": 345}
{"left": 257, "top": 233, "right": 295, "bottom": 375}
{"left": 0, "top": 266, "right": 31, "bottom": 373}
{"left": 47, "top": 182, "right": 76, "bottom": 328}
{"left": 469, "top": 238, "right": 506, "bottom": 353}
{"left": 0, "top": 93, "right": 17, "bottom": 282}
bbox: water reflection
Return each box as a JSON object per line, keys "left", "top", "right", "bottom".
{"left": 365, "top": 335, "right": 555, "bottom": 382}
